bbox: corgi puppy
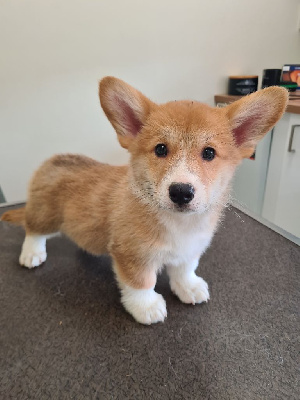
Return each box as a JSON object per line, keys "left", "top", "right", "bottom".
{"left": 1, "top": 77, "right": 288, "bottom": 324}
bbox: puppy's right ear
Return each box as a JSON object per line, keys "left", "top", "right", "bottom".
{"left": 99, "top": 77, "right": 156, "bottom": 148}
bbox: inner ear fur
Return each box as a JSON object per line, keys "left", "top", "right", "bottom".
{"left": 99, "top": 77, "right": 156, "bottom": 149}
{"left": 224, "top": 86, "right": 289, "bottom": 158}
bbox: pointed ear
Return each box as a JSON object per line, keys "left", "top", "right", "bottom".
{"left": 225, "top": 87, "right": 289, "bottom": 158}
{"left": 99, "top": 77, "right": 156, "bottom": 148}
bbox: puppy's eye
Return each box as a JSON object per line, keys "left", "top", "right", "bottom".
{"left": 202, "top": 147, "right": 215, "bottom": 161}
{"left": 155, "top": 143, "right": 168, "bottom": 157}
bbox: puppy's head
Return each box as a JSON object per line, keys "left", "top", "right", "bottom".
{"left": 100, "top": 77, "right": 288, "bottom": 214}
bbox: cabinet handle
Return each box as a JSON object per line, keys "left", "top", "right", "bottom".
{"left": 288, "top": 124, "right": 300, "bottom": 153}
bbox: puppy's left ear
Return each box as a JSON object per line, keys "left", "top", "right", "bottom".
{"left": 225, "top": 87, "right": 289, "bottom": 158}
{"left": 99, "top": 77, "right": 156, "bottom": 149}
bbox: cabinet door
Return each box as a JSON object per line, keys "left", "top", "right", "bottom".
{"left": 262, "top": 113, "right": 300, "bottom": 238}
{"left": 232, "top": 130, "right": 272, "bottom": 216}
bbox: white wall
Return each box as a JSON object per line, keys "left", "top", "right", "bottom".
{"left": 1, "top": 0, "right": 300, "bottom": 202}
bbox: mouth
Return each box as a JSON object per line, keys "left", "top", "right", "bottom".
{"left": 172, "top": 204, "right": 196, "bottom": 213}
{"left": 166, "top": 201, "right": 209, "bottom": 215}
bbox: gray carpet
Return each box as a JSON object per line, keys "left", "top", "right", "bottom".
{"left": 0, "top": 204, "right": 299, "bottom": 400}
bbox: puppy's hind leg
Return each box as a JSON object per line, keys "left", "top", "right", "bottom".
{"left": 20, "top": 194, "right": 63, "bottom": 268}
{"left": 19, "top": 232, "right": 58, "bottom": 268}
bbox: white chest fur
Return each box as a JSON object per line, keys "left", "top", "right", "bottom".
{"left": 156, "top": 211, "right": 215, "bottom": 267}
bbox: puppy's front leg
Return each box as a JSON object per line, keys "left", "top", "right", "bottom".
{"left": 166, "top": 259, "right": 210, "bottom": 305}
{"left": 113, "top": 260, "right": 167, "bottom": 325}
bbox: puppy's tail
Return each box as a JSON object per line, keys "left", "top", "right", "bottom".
{"left": 1, "top": 207, "right": 26, "bottom": 227}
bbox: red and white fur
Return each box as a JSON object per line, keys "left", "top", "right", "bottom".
{"left": 1, "top": 77, "right": 288, "bottom": 324}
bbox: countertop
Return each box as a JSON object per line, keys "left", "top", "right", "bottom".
{"left": 215, "top": 93, "right": 300, "bottom": 114}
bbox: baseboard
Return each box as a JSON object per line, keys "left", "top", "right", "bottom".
{"left": 0, "top": 200, "right": 26, "bottom": 208}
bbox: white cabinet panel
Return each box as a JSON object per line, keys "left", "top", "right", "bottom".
{"left": 232, "top": 131, "right": 272, "bottom": 216}
{"left": 263, "top": 113, "right": 300, "bottom": 238}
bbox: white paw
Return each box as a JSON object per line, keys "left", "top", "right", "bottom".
{"left": 170, "top": 275, "right": 209, "bottom": 305}
{"left": 19, "top": 250, "right": 47, "bottom": 268}
{"left": 121, "top": 286, "right": 167, "bottom": 325}
{"left": 19, "top": 235, "right": 47, "bottom": 268}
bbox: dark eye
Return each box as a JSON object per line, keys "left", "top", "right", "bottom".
{"left": 202, "top": 147, "right": 215, "bottom": 161}
{"left": 155, "top": 143, "right": 168, "bottom": 157}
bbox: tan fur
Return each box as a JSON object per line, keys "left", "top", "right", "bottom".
{"left": 1, "top": 207, "right": 26, "bottom": 226}
{"left": 1, "top": 78, "right": 288, "bottom": 293}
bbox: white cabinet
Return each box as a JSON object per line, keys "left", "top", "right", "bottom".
{"left": 232, "top": 130, "right": 272, "bottom": 216}
{"left": 262, "top": 113, "right": 300, "bottom": 238}
{"left": 229, "top": 107, "right": 300, "bottom": 245}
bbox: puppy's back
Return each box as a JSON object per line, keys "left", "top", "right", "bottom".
{"left": 24, "top": 154, "right": 127, "bottom": 249}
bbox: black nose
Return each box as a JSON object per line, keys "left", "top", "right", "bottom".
{"left": 169, "top": 183, "right": 195, "bottom": 206}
